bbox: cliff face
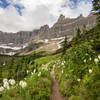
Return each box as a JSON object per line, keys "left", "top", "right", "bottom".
{"left": 0, "top": 13, "right": 97, "bottom": 46}
{"left": 0, "top": 31, "right": 34, "bottom": 45}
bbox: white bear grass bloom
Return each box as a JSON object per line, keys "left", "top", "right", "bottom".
{"left": 62, "top": 70, "right": 64, "bottom": 74}
{"left": 3, "top": 78, "right": 8, "bottom": 83}
{"left": 34, "top": 69, "right": 36, "bottom": 73}
{"left": 0, "top": 86, "right": 4, "bottom": 92}
{"left": 31, "top": 72, "right": 34, "bottom": 75}
{"left": 9, "top": 79, "right": 15, "bottom": 85}
{"left": 38, "top": 72, "right": 41, "bottom": 77}
{"left": 77, "top": 79, "right": 81, "bottom": 82}
{"left": 89, "top": 58, "right": 92, "bottom": 61}
{"left": 19, "top": 81, "right": 27, "bottom": 88}
{"left": 85, "top": 53, "right": 88, "bottom": 56}
{"left": 98, "top": 55, "right": 100, "bottom": 60}
{"left": 3, "top": 81, "right": 9, "bottom": 89}
{"left": 62, "top": 62, "right": 64, "bottom": 66}
{"left": 89, "top": 69, "right": 92, "bottom": 73}
{"left": 94, "top": 58, "right": 99, "bottom": 63}
{"left": 84, "top": 59, "right": 86, "bottom": 63}
{"left": 27, "top": 70, "right": 29, "bottom": 74}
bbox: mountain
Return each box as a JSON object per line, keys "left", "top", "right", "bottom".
{"left": 36, "top": 13, "right": 96, "bottom": 40}
{"left": 0, "top": 13, "right": 97, "bottom": 55}
{"left": 0, "top": 13, "right": 97, "bottom": 45}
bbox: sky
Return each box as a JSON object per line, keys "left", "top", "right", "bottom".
{"left": 0, "top": 0, "right": 93, "bottom": 33}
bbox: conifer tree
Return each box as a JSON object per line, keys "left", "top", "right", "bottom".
{"left": 76, "top": 28, "right": 81, "bottom": 38}
{"left": 82, "top": 24, "right": 87, "bottom": 34}
{"left": 93, "top": 0, "right": 100, "bottom": 22}
{"left": 62, "top": 36, "right": 68, "bottom": 57}
{"left": 74, "top": 28, "right": 81, "bottom": 44}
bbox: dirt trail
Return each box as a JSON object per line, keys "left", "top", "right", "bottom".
{"left": 50, "top": 65, "right": 65, "bottom": 100}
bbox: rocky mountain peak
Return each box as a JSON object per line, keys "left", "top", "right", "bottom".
{"left": 0, "top": 13, "right": 97, "bottom": 48}
{"left": 77, "top": 14, "right": 84, "bottom": 19}
{"left": 58, "top": 14, "right": 65, "bottom": 22}
{"left": 40, "top": 25, "right": 49, "bottom": 31}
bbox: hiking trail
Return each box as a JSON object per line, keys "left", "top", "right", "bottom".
{"left": 50, "top": 65, "right": 65, "bottom": 100}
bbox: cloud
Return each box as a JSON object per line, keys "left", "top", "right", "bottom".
{"left": 0, "top": 0, "right": 92, "bottom": 33}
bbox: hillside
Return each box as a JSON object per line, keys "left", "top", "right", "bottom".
{"left": 0, "top": 19, "right": 100, "bottom": 100}
{"left": 0, "top": 0, "right": 100, "bottom": 99}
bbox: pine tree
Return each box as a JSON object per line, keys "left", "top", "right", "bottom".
{"left": 74, "top": 28, "right": 81, "bottom": 44}
{"left": 82, "top": 24, "right": 87, "bottom": 34}
{"left": 76, "top": 28, "right": 81, "bottom": 38}
{"left": 62, "top": 36, "right": 68, "bottom": 57}
{"left": 93, "top": 0, "right": 100, "bottom": 22}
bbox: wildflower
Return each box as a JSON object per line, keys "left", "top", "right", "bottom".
{"left": 85, "top": 53, "right": 88, "bottom": 56}
{"left": 94, "top": 58, "right": 99, "bottom": 63}
{"left": 9, "top": 79, "right": 15, "bottom": 85}
{"left": 89, "top": 69, "right": 92, "bottom": 73}
{"left": 98, "top": 55, "right": 100, "bottom": 60}
{"left": 3, "top": 81, "right": 9, "bottom": 89}
{"left": 89, "top": 58, "right": 92, "bottom": 61}
{"left": 34, "top": 69, "right": 36, "bottom": 73}
{"left": 84, "top": 59, "right": 86, "bottom": 63}
{"left": 0, "top": 86, "right": 4, "bottom": 92}
{"left": 27, "top": 70, "right": 29, "bottom": 74}
{"left": 77, "top": 79, "right": 81, "bottom": 82}
{"left": 62, "top": 70, "right": 64, "bottom": 74}
{"left": 3, "top": 78, "right": 8, "bottom": 83}
{"left": 62, "top": 63, "right": 64, "bottom": 66}
{"left": 38, "top": 72, "right": 41, "bottom": 77}
{"left": 31, "top": 72, "right": 34, "bottom": 75}
{"left": 19, "top": 81, "right": 27, "bottom": 88}
{"left": 3, "top": 62, "right": 6, "bottom": 66}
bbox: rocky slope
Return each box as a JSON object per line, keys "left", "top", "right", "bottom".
{"left": 0, "top": 13, "right": 97, "bottom": 54}
{"left": 0, "top": 13, "right": 97, "bottom": 45}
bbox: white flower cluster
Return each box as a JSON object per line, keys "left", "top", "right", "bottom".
{"left": 3, "top": 79, "right": 9, "bottom": 90}
{"left": 89, "top": 58, "right": 92, "bottom": 61}
{"left": 0, "top": 78, "right": 16, "bottom": 92}
{"left": 85, "top": 53, "right": 88, "bottom": 56}
{"left": 27, "top": 70, "right": 29, "bottom": 74}
{"left": 83, "top": 54, "right": 100, "bottom": 64}
{"left": 0, "top": 86, "right": 4, "bottom": 92}
{"left": 62, "top": 62, "right": 64, "bottom": 66}
{"left": 94, "top": 54, "right": 100, "bottom": 63}
{"left": 31, "top": 69, "right": 36, "bottom": 75}
{"left": 61, "top": 61, "right": 65, "bottom": 68}
{"left": 9, "top": 79, "right": 15, "bottom": 85}
{"left": 19, "top": 81, "right": 27, "bottom": 88}
{"left": 77, "top": 79, "right": 81, "bottom": 82}
{"left": 84, "top": 59, "right": 86, "bottom": 63}
{"left": 34, "top": 69, "right": 36, "bottom": 73}
{"left": 31, "top": 72, "right": 34, "bottom": 75}
{"left": 38, "top": 72, "right": 41, "bottom": 77}
{"left": 94, "top": 58, "right": 99, "bottom": 63}
{"left": 41, "top": 62, "right": 51, "bottom": 71}
{"left": 89, "top": 69, "right": 92, "bottom": 73}
{"left": 42, "top": 66, "right": 48, "bottom": 71}
{"left": 62, "top": 70, "right": 64, "bottom": 74}
{"left": 98, "top": 55, "right": 100, "bottom": 60}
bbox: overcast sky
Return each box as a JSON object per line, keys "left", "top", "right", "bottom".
{"left": 0, "top": 0, "right": 93, "bottom": 33}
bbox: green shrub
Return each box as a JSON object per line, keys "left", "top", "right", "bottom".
{"left": 69, "top": 95, "right": 84, "bottom": 100}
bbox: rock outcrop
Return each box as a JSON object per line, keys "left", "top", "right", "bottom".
{"left": 0, "top": 13, "right": 97, "bottom": 46}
